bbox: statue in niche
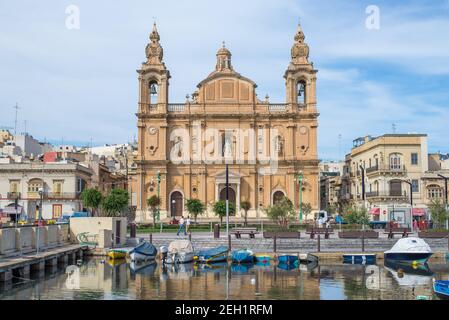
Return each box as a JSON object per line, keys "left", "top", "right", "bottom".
{"left": 275, "top": 136, "right": 283, "bottom": 155}
{"left": 173, "top": 136, "right": 183, "bottom": 157}
{"left": 224, "top": 137, "right": 232, "bottom": 158}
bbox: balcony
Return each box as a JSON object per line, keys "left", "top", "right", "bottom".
{"left": 46, "top": 192, "right": 81, "bottom": 200}
{"left": 365, "top": 164, "right": 407, "bottom": 176}
{"left": 365, "top": 190, "right": 409, "bottom": 201}
{"left": 7, "top": 192, "right": 21, "bottom": 199}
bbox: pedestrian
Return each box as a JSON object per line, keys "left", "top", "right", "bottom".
{"left": 413, "top": 219, "right": 418, "bottom": 231}
{"left": 177, "top": 216, "right": 186, "bottom": 236}
{"left": 186, "top": 216, "right": 192, "bottom": 234}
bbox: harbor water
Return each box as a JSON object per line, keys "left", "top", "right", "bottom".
{"left": 0, "top": 257, "right": 448, "bottom": 300}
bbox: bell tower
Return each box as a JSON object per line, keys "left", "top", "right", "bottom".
{"left": 284, "top": 23, "right": 317, "bottom": 113}
{"left": 137, "top": 22, "right": 170, "bottom": 114}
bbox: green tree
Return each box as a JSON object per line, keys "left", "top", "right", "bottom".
{"left": 185, "top": 198, "right": 205, "bottom": 224}
{"left": 147, "top": 195, "right": 161, "bottom": 227}
{"left": 80, "top": 188, "right": 103, "bottom": 216}
{"left": 240, "top": 200, "right": 251, "bottom": 226}
{"left": 300, "top": 202, "right": 313, "bottom": 221}
{"left": 344, "top": 205, "right": 369, "bottom": 226}
{"left": 213, "top": 200, "right": 235, "bottom": 224}
{"left": 428, "top": 199, "right": 448, "bottom": 229}
{"left": 102, "top": 188, "right": 129, "bottom": 217}
{"left": 265, "top": 197, "right": 295, "bottom": 230}
{"left": 325, "top": 203, "right": 337, "bottom": 215}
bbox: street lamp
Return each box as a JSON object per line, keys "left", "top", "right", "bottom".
{"left": 437, "top": 174, "right": 448, "bottom": 230}
{"left": 294, "top": 171, "right": 304, "bottom": 222}
{"left": 401, "top": 179, "right": 413, "bottom": 231}
{"left": 36, "top": 187, "right": 44, "bottom": 255}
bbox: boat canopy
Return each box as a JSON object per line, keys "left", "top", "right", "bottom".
{"left": 385, "top": 237, "right": 432, "bottom": 254}
{"left": 168, "top": 240, "right": 194, "bottom": 254}
{"left": 131, "top": 241, "right": 157, "bottom": 256}
{"left": 196, "top": 246, "right": 228, "bottom": 257}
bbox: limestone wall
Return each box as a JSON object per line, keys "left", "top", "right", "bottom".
{"left": 58, "top": 224, "right": 69, "bottom": 244}
{"left": 31, "top": 227, "right": 47, "bottom": 249}
{"left": 70, "top": 217, "right": 127, "bottom": 247}
{"left": 15, "top": 227, "right": 33, "bottom": 253}
{"left": 0, "top": 228, "right": 16, "bottom": 254}
{"left": 46, "top": 225, "right": 58, "bottom": 248}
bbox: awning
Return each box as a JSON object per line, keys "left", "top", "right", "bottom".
{"left": 3, "top": 205, "right": 24, "bottom": 215}
{"left": 369, "top": 208, "right": 380, "bottom": 215}
{"left": 412, "top": 208, "right": 426, "bottom": 216}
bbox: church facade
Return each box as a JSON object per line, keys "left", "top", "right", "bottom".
{"left": 135, "top": 23, "right": 319, "bottom": 222}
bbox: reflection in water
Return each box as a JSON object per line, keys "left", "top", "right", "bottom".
{"left": 0, "top": 258, "right": 448, "bottom": 300}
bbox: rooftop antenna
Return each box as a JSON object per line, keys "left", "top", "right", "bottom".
{"left": 13, "top": 103, "right": 19, "bottom": 136}
{"left": 392, "top": 123, "right": 397, "bottom": 134}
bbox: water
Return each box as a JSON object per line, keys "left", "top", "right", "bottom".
{"left": 1, "top": 258, "right": 448, "bottom": 300}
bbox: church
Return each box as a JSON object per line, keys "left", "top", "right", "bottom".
{"left": 135, "top": 23, "right": 319, "bottom": 222}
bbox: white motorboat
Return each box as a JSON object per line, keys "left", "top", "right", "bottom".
{"left": 165, "top": 240, "right": 195, "bottom": 264}
{"left": 129, "top": 241, "right": 157, "bottom": 262}
{"left": 384, "top": 237, "right": 433, "bottom": 264}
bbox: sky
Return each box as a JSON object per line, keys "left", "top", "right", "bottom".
{"left": 0, "top": 0, "right": 448, "bottom": 160}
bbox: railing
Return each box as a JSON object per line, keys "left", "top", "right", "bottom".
{"left": 366, "top": 164, "right": 406, "bottom": 174}
{"left": 167, "top": 104, "right": 185, "bottom": 112}
{"left": 7, "top": 192, "right": 21, "bottom": 199}
{"left": 268, "top": 104, "right": 287, "bottom": 112}
{"left": 366, "top": 191, "right": 408, "bottom": 198}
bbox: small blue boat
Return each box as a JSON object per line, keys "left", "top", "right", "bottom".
{"left": 195, "top": 246, "right": 228, "bottom": 263}
{"left": 277, "top": 254, "right": 298, "bottom": 264}
{"left": 433, "top": 280, "right": 449, "bottom": 300}
{"left": 231, "top": 249, "right": 254, "bottom": 264}
{"left": 343, "top": 254, "right": 376, "bottom": 265}
{"left": 433, "top": 279, "right": 449, "bottom": 299}
{"left": 129, "top": 241, "right": 158, "bottom": 262}
{"left": 255, "top": 261, "right": 271, "bottom": 267}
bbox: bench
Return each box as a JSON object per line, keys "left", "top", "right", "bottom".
{"left": 338, "top": 231, "right": 379, "bottom": 239}
{"left": 383, "top": 228, "right": 413, "bottom": 239}
{"left": 306, "top": 227, "right": 334, "bottom": 239}
{"left": 230, "top": 227, "right": 259, "bottom": 239}
{"left": 418, "top": 232, "right": 449, "bottom": 239}
{"left": 263, "top": 231, "right": 301, "bottom": 239}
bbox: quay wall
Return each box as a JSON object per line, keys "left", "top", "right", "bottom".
{"left": 15, "top": 227, "right": 33, "bottom": 252}
{"left": 0, "top": 229, "right": 16, "bottom": 255}
{"left": 46, "top": 226, "right": 58, "bottom": 248}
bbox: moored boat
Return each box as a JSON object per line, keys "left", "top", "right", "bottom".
{"left": 166, "top": 240, "right": 195, "bottom": 264}
{"left": 384, "top": 237, "right": 433, "bottom": 264}
{"left": 231, "top": 249, "right": 254, "bottom": 263}
{"left": 129, "top": 241, "right": 157, "bottom": 262}
{"left": 277, "top": 254, "right": 298, "bottom": 264}
{"left": 343, "top": 253, "right": 376, "bottom": 265}
{"left": 107, "top": 248, "right": 131, "bottom": 260}
{"left": 299, "top": 253, "right": 319, "bottom": 264}
{"left": 254, "top": 254, "right": 271, "bottom": 264}
{"left": 433, "top": 279, "right": 449, "bottom": 300}
{"left": 194, "top": 246, "right": 228, "bottom": 263}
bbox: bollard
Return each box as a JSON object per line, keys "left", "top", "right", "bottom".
{"left": 274, "top": 235, "right": 277, "bottom": 253}
{"left": 150, "top": 233, "right": 153, "bottom": 244}
{"left": 189, "top": 233, "right": 192, "bottom": 242}
{"left": 389, "top": 229, "right": 393, "bottom": 239}
{"left": 361, "top": 230, "right": 365, "bottom": 252}
{"left": 317, "top": 233, "right": 321, "bottom": 252}
{"left": 325, "top": 228, "right": 329, "bottom": 239}
{"left": 228, "top": 234, "right": 232, "bottom": 251}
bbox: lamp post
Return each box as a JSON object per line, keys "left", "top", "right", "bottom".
{"left": 36, "top": 187, "right": 44, "bottom": 255}
{"left": 295, "top": 171, "right": 304, "bottom": 222}
{"left": 402, "top": 179, "right": 413, "bottom": 231}
{"left": 437, "top": 174, "right": 448, "bottom": 230}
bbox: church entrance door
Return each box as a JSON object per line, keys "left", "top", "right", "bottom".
{"left": 170, "top": 191, "right": 183, "bottom": 217}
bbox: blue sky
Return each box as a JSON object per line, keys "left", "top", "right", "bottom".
{"left": 0, "top": 0, "right": 448, "bottom": 160}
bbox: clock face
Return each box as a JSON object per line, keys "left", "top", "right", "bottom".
{"left": 149, "top": 127, "right": 158, "bottom": 135}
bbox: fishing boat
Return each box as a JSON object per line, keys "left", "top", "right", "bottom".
{"left": 231, "top": 249, "right": 254, "bottom": 263}
{"left": 166, "top": 240, "right": 195, "bottom": 264}
{"left": 254, "top": 254, "right": 271, "bottom": 264}
{"left": 129, "top": 241, "right": 157, "bottom": 262}
{"left": 433, "top": 279, "right": 449, "bottom": 300}
{"left": 277, "top": 254, "right": 298, "bottom": 264}
{"left": 384, "top": 237, "right": 433, "bottom": 264}
{"left": 343, "top": 253, "right": 376, "bottom": 265}
{"left": 299, "top": 253, "right": 319, "bottom": 264}
{"left": 107, "top": 257, "right": 126, "bottom": 267}
{"left": 107, "top": 248, "right": 131, "bottom": 260}
{"left": 194, "top": 246, "right": 228, "bottom": 263}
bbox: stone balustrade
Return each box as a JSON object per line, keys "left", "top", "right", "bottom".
{"left": 0, "top": 224, "right": 70, "bottom": 257}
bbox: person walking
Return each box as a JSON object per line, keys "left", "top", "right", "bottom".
{"left": 177, "top": 216, "right": 186, "bottom": 236}
{"left": 186, "top": 216, "right": 192, "bottom": 234}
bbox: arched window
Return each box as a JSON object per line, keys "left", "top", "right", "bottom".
{"left": 389, "top": 153, "right": 402, "bottom": 171}
{"left": 148, "top": 80, "right": 158, "bottom": 105}
{"left": 427, "top": 185, "right": 443, "bottom": 199}
{"left": 273, "top": 191, "right": 285, "bottom": 205}
{"left": 296, "top": 81, "right": 306, "bottom": 105}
